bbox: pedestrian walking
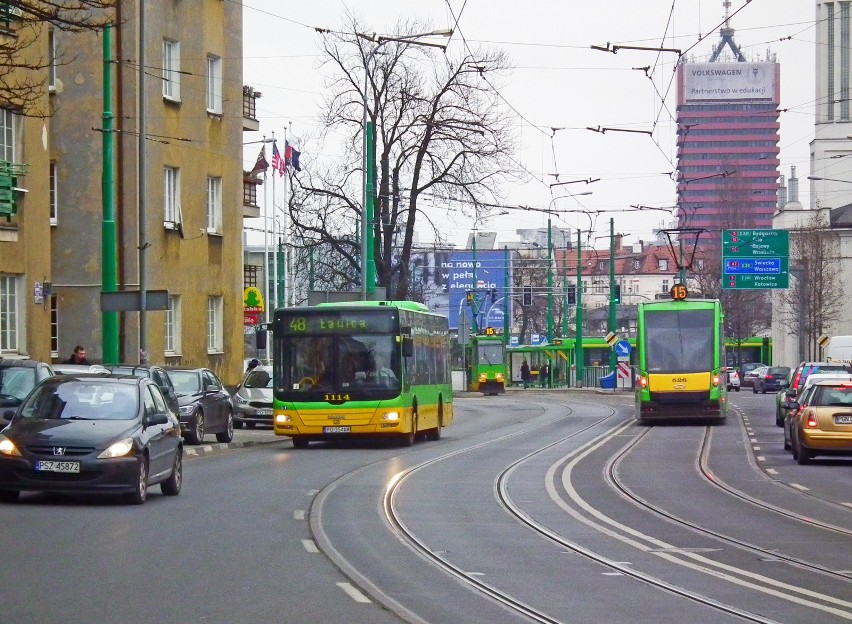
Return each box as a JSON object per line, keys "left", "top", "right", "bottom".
{"left": 65, "top": 345, "right": 90, "bottom": 365}
{"left": 520, "top": 359, "right": 531, "bottom": 389}
{"left": 539, "top": 362, "right": 550, "bottom": 388}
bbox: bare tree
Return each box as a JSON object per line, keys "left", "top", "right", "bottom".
{"left": 291, "top": 17, "right": 517, "bottom": 299}
{"left": 0, "top": 1, "right": 115, "bottom": 116}
{"left": 778, "top": 213, "right": 844, "bottom": 360}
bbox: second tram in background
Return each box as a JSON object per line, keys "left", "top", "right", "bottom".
{"left": 467, "top": 330, "right": 506, "bottom": 395}
{"left": 634, "top": 288, "right": 728, "bottom": 423}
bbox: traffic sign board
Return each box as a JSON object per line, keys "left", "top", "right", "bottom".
{"left": 722, "top": 229, "right": 789, "bottom": 290}
{"left": 614, "top": 340, "right": 631, "bottom": 357}
{"left": 605, "top": 331, "right": 618, "bottom": 347}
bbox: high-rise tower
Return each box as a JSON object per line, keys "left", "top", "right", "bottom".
{"left": 674, "top": 1, "right": 781, "bottom": 243}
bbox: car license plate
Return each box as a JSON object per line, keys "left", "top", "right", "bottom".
{"left": 35, "top": 460, "right": 80, "bottom": 473}
{"left": 255, "top": 409, "right": 272, "bottom": 416}
{"left": 323, "top": 426, "right": 351, "bottom": 434}
{"left": 834, "top": 414, "right": 852, "bottom": 425}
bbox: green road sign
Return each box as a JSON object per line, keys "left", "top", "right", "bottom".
{"left": 722, "top": 229, "right": 790, "bottom": 290}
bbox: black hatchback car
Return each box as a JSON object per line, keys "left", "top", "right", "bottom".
{"left": 106, "top": 365, "right": 179, "bottom": 416}
{"left": 753, "top": 366, "right": 791, "bottom": 394}
{"left": 0, "top": 374, "right": 183, "bottom": 504}
{"left": 166, "top": 368, "right": 233, "bottom": 445}
{"left": 0, "top": 359, "right": 56, "bottom": 426}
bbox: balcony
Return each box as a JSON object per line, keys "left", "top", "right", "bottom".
{"left": 243, "top": 86, "right": 261, "bottom": 132}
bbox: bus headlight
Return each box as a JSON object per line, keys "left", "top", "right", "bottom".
{"left": 382, "top": 412, "right": 400, "bottom": 421}
{"left": 274, "top": 413, "right": 291, "bottom": 424}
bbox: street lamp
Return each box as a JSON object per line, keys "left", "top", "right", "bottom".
{"left": 359, "top": 29, "right": 453, "bottom": 300}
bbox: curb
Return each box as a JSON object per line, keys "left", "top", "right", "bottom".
{"left": 183, "top": 438, "right": 284, "bottom": 458}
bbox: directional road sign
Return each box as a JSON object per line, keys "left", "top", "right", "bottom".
{"left": 614, "top": 339, "right": 631, "bottom": 358}
{"left": 722, "top": 229, "right": 789, "bottom": 289}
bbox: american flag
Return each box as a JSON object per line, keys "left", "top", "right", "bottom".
{"left": 271, "top": 140, "right": 286, "bottom": 176}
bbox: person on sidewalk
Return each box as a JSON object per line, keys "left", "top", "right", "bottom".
{"left": 520, "top": 359, "right": 531, "bottom": 389}
{"left": 539, "top": 362, "right": 550, "bottom": 388}
{"left": 65, "top": 345, "right": 90, "bottom": 365}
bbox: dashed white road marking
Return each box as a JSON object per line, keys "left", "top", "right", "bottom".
{"left": 790, "top": 483, "right": 810, "bottom": 492}
{"left": 294, "top": 509, "right": 305, "bottom": 520}
{"left": 336, "top": 582, "right": 371, "bottom": 603}
{"left": 842, "top": 502, "right": 852, "bottom": 509}
{"left": 307, "top": 489, "right": 319, "bottom": 496}
{"left": 766, "top": 468, "right": 778, "bottom": 475}
{"left": 302, "top": 539, "right": 319, "bottom": 553}
{"left": 756, "top": 456, "right": 765, "bottom": 462}
{"left": 753, "top": 446, "right": 761, "bottom": 451}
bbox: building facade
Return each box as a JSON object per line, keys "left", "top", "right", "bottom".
{"left": 50, "top": 1, "right": 247, "bottom": 385}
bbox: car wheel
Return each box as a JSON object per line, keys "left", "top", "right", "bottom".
{"left": 216, "top": 411, "right": 234, "bottom": 443}
{"left": 187, "top": 411, "right": 204, "bottom": 445}
{"left": 776, "top": 412, "right": 783, "bottom": 427}
{"left": 161, "top": 450, "right": 182, "bottom": 496}
{"left": 734, "top": 386, "right": 740, "bottom": 392}
{"left": 752, "top": 385, "right": 758, "bottom": 394}
{"left": 0, "top": 490, "right": 20, "bottom": 503}
{"left": 796, "top": 442, "right": 813, "bottom": 465}
{"left": 761, "top": 388, "right": 767, "bottom": 394}
{"left": 127, "top": 457, "right": 148, "bottom": 505}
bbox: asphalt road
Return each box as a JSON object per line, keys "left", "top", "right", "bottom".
{"left": 1, "top": 390, "right": 849, "bottom": 623}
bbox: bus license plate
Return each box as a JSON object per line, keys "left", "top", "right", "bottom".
{"left": 323, "top": 426, "right": 351, "bottom": 434}
{"left": 834, "top": 414, "right": 852, "bottom": 425}
{"left": 35, "top": 460, "right": 80, "bottom": 473}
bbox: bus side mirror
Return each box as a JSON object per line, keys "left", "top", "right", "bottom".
{"left": 402, "top": 336, "right": 413, "bottom": 358}
{"left": 256, "top": 329, "right": 267, "bottom": 350}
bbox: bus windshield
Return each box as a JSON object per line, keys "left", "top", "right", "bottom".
{"left": 276, "top": 333, "right": 401, "bottom": 401}
{"left": 644, "top": 309, "right": 715, "bottom": 374}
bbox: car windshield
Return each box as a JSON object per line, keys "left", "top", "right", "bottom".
{"left": 244, "top": 369, "right": 272, "bottom": 389}
{"left": 800, "top": 365, "right": 851, "bottom": 388}
{"left": 0, "top": 367, "right": 37, "bottom": 403}
{"left": 20, "top": 380, "right": 139, "bottom": 421}
{"left": 767, "top": 367, "right": 789, "bottom": 377}
{"left": 169, "top": 371, "right": 201, "bottom": 395}
{"left": 811, "top": 385, "right": 852, "bottom": 406}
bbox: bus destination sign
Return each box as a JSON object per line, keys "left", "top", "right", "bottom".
{"left": 278, "top": 311, "right": 395, "bottom": 334}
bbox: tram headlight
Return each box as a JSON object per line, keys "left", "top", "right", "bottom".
{"left": 495, "top": 373, "right": 504, "bottom": 382}
{"left": 478, "top": 373, "right": 487, "bottom": 382}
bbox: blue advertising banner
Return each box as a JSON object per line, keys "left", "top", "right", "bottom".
{"left": 444, "top": 250, "right": 507, "bottom": 331}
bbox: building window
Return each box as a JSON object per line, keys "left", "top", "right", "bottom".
{"left": 0, "top": 275, "right": 19, "bottom": 353}
{"left": 842, "top": 2, "right": 850, "bottom": 120}
{"left": 206, "top": 54, "right": 222, "bottom": 114}
{"left": 696, "top": 258, "right": 704, "bottom": 271}
{"left": 164, "top": 166, "right": 180, "bottom": 225}
{"left": 207, "top": 296, "right": 223, "bottom": 352}
{"left": 48, "top": 28, "right": 57, "bottom": 91}
{"left": 50, "top": 294, "right": 58, "bottom": 358}
{"left": 661, "top": 279, "right": 670, "bottom": 293}
{"left": 658, "top": 258, "right": 668, "bottom": 271}
{"left": 0, "top": 108, "right": 19, "bottom": 162}
{"left": 829, "top": 2, "right": 836, "bottom": 121}
{"left": 165, "top": 295, "right": 181, "bottom": 355}
{"left": 162, "top": 39, "right": 181, "bottom": 101}
{"left": 244, "top": 265, "right": 260, "bottom": 288}
{"left": 49, "top": 161, "right": 57, "bottom": 225}
{"left": 632, "top": 260, "right": 640, "bottom": 270}
{"left": 206, "top": 176, "right": 222, "bottom": 233}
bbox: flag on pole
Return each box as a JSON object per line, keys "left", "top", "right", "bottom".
{"left": 271, "top": 140, "right": 286, "bottom": 176}
{"left": 248, "top": 145, "right": 269, "bottom": 181}
{"left": 285, "top": 141, "right": 302, "bottom": 172}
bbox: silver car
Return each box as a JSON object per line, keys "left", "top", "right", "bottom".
{"left": 232, "top": 365, "right": 273, "bottom": 429}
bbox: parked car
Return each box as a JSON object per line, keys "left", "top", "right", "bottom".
{"left": 166, "top": 368, "right": 233, "bottom": 445}
{"left": 776, "top": 362, "right": 852, "bottom": 426}
{"left": 0, "top": 359, "right": 56, "bottom": 427}
{"left": 726, "top": 368, "right": 741, "bottom": 392}
{"left": 232, "top": 365, "right": 273, "bottom": 428}
{"left": 753, "top": 366, "right": 791, "bottom": 394}
{"left": 53, "top": 364, "right": 110, "bottom": 375}
{"left": 0, "top": 374, "right": 183, "bottom": 504}
{"left": 782, "top": 372, "right": 852, "bottom": 451}
{"left": 785, "top": 378, "right": 852, "bottom": 464}
{"left": 106, "top": 364, "right": 180, "bottom": 416}
{"left": 742, "top": 364, "right": 767, "bottom": 388}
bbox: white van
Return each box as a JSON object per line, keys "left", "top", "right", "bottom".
{"left": 825, "top": 335, "right": 852, "bottom": 364}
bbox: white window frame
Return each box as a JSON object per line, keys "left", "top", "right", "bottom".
{"left": 0, "top": 275, "right": 21, "bottom": 354}
{"left": 658, "top": 258, "right": 668, "bottom": 271}
{"left": 49, "top": 161, "right": 58, "bottom": 225}
{"left": 48, "top": 28, "right": 57, "bottom": 91}
{"left": 164, "top": 166, "right": 180, "bottom": 226}
{"left": 661, "top": 279, "right": 670, "bottom": 293}
{"left": 165, "top": 295, "right": 181, "bottom": 355}
{"left": 206, "top": 54, "right": 222, "bottom": 114}
{"left": 0, "top": 108, "right": 19, "bottom": 163}
{"left": 206, "top": 176, "right": 222, "bottom": 233}
{"left": 162, "top": 39, "right": 181, "bottom": 101}
{"left": 207, "top": 296, "right": 223, "bottom": 353}
{"left": 50, "top": 293, "right": 59, "bottom": 358}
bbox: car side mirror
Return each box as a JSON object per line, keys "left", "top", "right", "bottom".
{"left": 401, "top": 336, "right": 413, "bottom": 358}
{"left": 145, "top": 412, "right": 169, "bottom": 426}
{"left": 1, "top": 409, "right": 15, "bottom": 426}
{"left": 784, "top": 400, "right": 799, "bottom": 411}
{"left": 205, "top": 384, "right": 219, "bottom": 394}
{"left": 785, "top": 388, "right": 796, "bottom": 398}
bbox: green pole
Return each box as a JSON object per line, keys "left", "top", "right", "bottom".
{"left": 608, "top": 217, "right": 616, "bottom": 372}
{"left": 503, "top": 245, "right": 509, "bottom": 344}
{"left": 277, "top": 239, "right": 286, "bottom": 307}
{"left": 547, "top": 216, "right": 553, "bottom": 344}
{"left": 575, "top": 229, "right": 583, "bottom": 387}
{"left": 562, "top": 241, "right": 567, "bottom": 339}
{"left": 101, "top": 25, "right": 119, "bottom": 365}
{"left": 365, "top": 121, "right": 376, "bottom": 297}
{"left": 471, "top": 232, "right": 479, "bottom": 333}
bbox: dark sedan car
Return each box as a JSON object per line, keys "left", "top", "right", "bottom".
{"left": 0, "top": 359, "right": 56, "bottom": 427}
{"left": 753, "top": 366, "right": 791, "bottom": 394}
{"left": 166, "top": 368, "right": 233, "bottom": 445}
{"left": 106, "top": 364, "right": 179, "bottom": 416}
{"left": 0, "top": 374, "right": 183, "bottom": 504}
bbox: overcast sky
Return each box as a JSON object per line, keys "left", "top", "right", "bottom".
{"left": 242, "top": 0, "right": 815, "bottom": 249}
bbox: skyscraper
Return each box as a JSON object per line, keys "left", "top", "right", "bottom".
{"left": 674, "top": 4, "right": 781, "bottom": 244}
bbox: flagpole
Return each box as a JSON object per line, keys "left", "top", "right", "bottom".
{"left": 262, "top": 134, "right": 270, "bottom": 326}
{"left": 271, "top": 133, "right": 279, "bottom": 313}
{"left": 283, "top": 123, "right": 291, "bottom": 306}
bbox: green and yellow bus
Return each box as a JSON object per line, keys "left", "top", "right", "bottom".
{"left": 635, "top": 297, "right": 728, "bottom": 423}
{"left": 271, "top": 301, "right": 453, "bottom": 447}
{"left": 467, "top": 331, "right": 507, "bottom": 394}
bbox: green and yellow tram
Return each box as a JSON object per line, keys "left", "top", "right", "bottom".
{"left": 467, "top": 330, "right": 507, "bottom": 394}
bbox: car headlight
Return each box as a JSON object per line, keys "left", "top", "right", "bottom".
{"left": 97, "top": 438, "right": 134, "bottom": 459}
{"left": 232, "top": 394, "right": 247, "bottom": 405}
{"left": 0, "top": 435, "right": 21, "bottom": 457}
{"left": 179, "top": 405, "right": 195, "bottom": 416}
